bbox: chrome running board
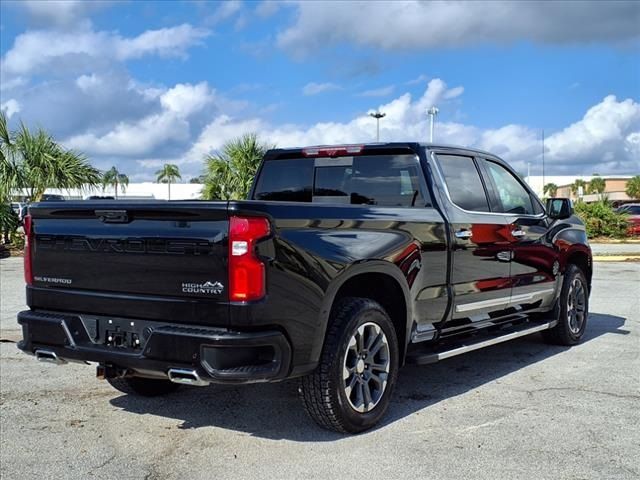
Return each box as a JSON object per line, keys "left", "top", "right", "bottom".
{"left": 406, "top": 320, "right": 557, "bottom": 365}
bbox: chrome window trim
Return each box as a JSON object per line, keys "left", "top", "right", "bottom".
{"left": 429, "top": 150, "right": 546, "bottom": 219}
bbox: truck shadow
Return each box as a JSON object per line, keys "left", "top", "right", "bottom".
{"left": 109, "top": 312, "right": 627, "bottom": 441}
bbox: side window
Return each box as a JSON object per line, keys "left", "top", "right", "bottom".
{"left": 436, "top": 155, "right": 489, "bottom": 212}
{"left": 482, "top": 160, "right": 536, "bottom": 215}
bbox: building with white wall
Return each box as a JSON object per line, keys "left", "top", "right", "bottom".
{"left": 33, "top": 183, "right": 204, "bottom": 201}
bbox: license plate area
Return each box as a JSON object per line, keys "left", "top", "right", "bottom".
{"left": 99, "top": 318, "right": 146, "bottom": 350}
{"left": 105, "top": 328, "right": 141, "bottom": 349}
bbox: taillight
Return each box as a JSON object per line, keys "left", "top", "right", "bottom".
{"left": 23, "top": 214, "right": 33, "bottom": 285}
{"left": 228, "top": 216, "right": 270, "bottom": 302}
{"left": 302, "top": 144, "right": 364, "bottom": 157}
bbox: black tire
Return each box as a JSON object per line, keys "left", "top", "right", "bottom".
{"left": 298, "top": 297, "right": 400, "bottom": 433}
{"left": 543, "top": 264, "right": 589, "bottom": 346}
{"left": 106, "top": 376, "right": 180, "bottom": 397}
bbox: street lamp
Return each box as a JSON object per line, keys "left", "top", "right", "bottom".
{"left": 427, "top": 106, "right": 439, "bottom": 142}
{"left": 369, "top": 111, "right": 386, "bottom": 142}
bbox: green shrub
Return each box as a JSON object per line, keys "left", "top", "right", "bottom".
{"left": 9, "top": 230, "right": 25, "bottom": 250}
{"left": 574, "top": 200, "right": 629, "bottom": 238}
{"left": 1, "top": 202, "right": 19, "bottom": 244}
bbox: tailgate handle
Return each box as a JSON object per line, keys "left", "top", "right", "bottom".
{"left": 95, "top": 210, "right": 129, "bottom": 223}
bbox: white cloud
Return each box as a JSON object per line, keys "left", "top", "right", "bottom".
{"left": 1, "top": 23, "right": 210, "bottom": 78}
{"left": 185, "top": 115, "right": 266, "bottom": 162}
{"left": 302, "top": 82, "right": 341, "bottom": 95}
{"left": 184, "top": 79, "right": 470, "bottom": 159}
{"left": 76, "top": 73, "right": 102, "bottom": 92}
{"left": 160, "top": 82, "right": 215, "bottom": 118}
{"left": 19, "top": 0, "right": 111, "bottom": 27}
{"left": 358, "top": 85, "right": 395, "bottom": 97}
{"left": 65, "top": 112, "right": 191, "bottom": 157}
{"left": 115, "top": 24, "right": 210, "bottom": 60}
{"left": 205, "top": 0, "right": 242, "bottom": 25}
{"left": 406, "top": 74, "right": 429, "bottom": 85}
{"left": 0, "top": 99, "right": 21, "bottom": 119}
{"left": 64, "top": 82, "right": 217, "bottom": 157}
{"left": 443, "top": 86, "right": 464, "bottom": 99}
{"left": 278, "top": 1, "right": 640, "bottom": 56}
{"left": 544, "top": 95, "right": 640, "bottom": 172}
{"left": 176, "top": 83, "right": 639, "bottom": 177}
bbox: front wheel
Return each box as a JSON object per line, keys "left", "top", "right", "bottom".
{"left": 298, "top": 297, "right": 399, "bottom": 433}
{"left": 543, "top": 264, "right": 589, "bottom": 346}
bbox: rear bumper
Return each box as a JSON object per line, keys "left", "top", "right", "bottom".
{"left": 17, "top": 310, "right": 292, "bottom": 384}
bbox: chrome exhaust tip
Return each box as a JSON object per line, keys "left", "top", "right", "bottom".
{"left": 35, "top": 349, "right": 67, "bottom": 365}
{"left": 167, "top": 368, "right": 209, "bottom": 386}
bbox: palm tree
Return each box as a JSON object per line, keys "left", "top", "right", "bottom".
{"left": 202, "top": 133, "right": 271, "bottom": 200}
{"left": 588, "top": 176, "right": 606, "bottom": 200}
{"left": 543, "top": 183, "right": 558, "bottom": 198}
{"left": 102, "top": 166, "right": 129, "bottom": 199}
{"left": 0, "top": 112, "right": 100, "bottom": 202}
{"left": 570, "top": 179, "right": 587, "bottom": 199}
{"left": 155, "top": 164, "right": 181, "bottom": 200}
{"left": 626, "top": 175, "right": 640, "bottom": 200}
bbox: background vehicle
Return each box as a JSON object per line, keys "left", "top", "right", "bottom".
{"left": 17, "top": 143, "right": 592, "bottom": 432}
{"left": 40, "top": 194, "right": 65, "bottom": 201}
{"left": 616, "top": 203, "right": 640, "bottom": 235}
{"left": 10, "top": 202, "right": 28, "bottom": 222}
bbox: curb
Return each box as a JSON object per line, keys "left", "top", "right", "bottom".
{"left": 593, "top": 255, "right": 640, "bottom": 262}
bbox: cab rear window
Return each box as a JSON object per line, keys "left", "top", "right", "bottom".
{"left": 253, "top": 155, "right": 430, "bottom": 208}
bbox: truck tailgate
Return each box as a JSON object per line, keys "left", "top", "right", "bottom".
{"left": 28, "top": 202, "right": 230, "bottom": 323}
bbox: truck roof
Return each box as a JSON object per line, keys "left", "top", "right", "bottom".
{"left": 264, "top": 142, "right": 500, "bottom": 161}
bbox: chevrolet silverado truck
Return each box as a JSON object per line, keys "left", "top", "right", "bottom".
{"left": 17, "top": 143, "right": 592, "bottom": 433}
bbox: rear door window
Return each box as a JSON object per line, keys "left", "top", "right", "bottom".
{"left": 436, "top": 154, "right": 490, "bottom": 212}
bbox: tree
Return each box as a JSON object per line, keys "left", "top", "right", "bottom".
{"left": 543, "top": 183, "right": 558, "bottom": 198}
{"left": 626, "top": 175, "right": 640, "bottom": 200}
{"left": 155, "top": 164, "right": 181, "bottom": 200}
{"left": 571, "top": 179, "right": 587, "bottom": 198}
{"left": 0, "top": 112, "right": 100, "bottom": 202}
{"left": 202, "top": 133, "right": 271, "bottom": 200}
{"left": 102, "top": 166, "right": 129, "bottom": 199}
{"left": 588, "top": 176, "right": 606, "bottom": 197}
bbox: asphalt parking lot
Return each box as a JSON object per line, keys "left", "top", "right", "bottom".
{"left": 1, "top": 257, "right": 639, "bottom": 480}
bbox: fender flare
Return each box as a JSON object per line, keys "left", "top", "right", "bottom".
{"left": 309, "top": 260, "right": 413, "bottom": 365}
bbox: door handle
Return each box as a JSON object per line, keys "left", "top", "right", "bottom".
{"left": 454, "top": 229, "right": 472, "bottom": 239}
{"left": 511, "top": 229, "right": 526, "bottom": 238}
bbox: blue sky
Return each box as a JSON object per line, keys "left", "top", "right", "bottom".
{"left": 1, "top": 0, "right": 639, "bottom": 181}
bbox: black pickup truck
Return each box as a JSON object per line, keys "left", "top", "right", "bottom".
{"left": 18, "top": 143, "right": 592, "bottom": 432}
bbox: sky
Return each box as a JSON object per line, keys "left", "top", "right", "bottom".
{"left": 0, "top": 0, "right": 639, "bottom": 182}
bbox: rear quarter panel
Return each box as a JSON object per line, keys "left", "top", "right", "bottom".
{"left": 229, "top": 201, "right": 448, "bottom": 372}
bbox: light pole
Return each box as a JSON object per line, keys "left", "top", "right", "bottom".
{"left": 369, "top": 111, "right": 386, "bottom": 142}
{"left": 427, "top": 106, "right": 439, "bottom": 142}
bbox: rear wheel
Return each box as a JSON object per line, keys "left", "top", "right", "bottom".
{"left": 106, "top": 376, "right": 180, "bottom": 397}
{"left": 298, "top": 297, "right": 399, "bottom": 433}
{"left": 543, "top": 264, "right": 589, "bottom": 346}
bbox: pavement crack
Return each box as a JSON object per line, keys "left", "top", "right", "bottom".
{"left": 528, "top": 386, "right": 639, "bottom": 400}
{"left": 87, "top": 452, "right": 116, "bottom": 475}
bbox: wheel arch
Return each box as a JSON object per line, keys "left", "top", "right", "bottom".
{"left": 314, "top": 261, "right": 412, "bottom": 365}
{"left": 565, "top": 247, "right": 592, "bottom": 292}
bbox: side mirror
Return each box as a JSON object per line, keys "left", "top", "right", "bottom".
{"left": 546, "top": 198, "right": 573, "bottom": 220}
